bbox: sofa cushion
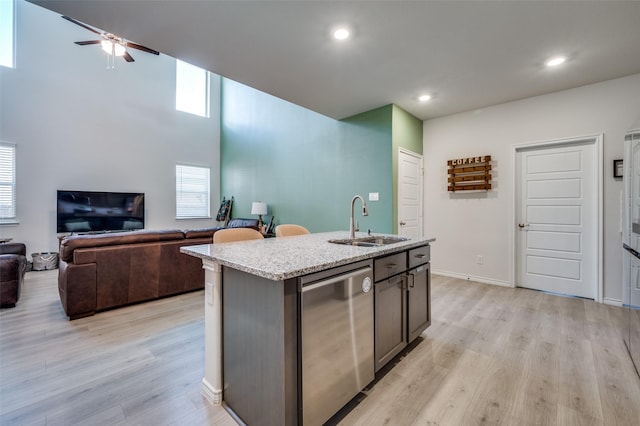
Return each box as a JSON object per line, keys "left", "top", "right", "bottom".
{"left": 226, "top": 218, "right": 259, "bottom": 230}
{"left": 184, "top": 227, "right": 222, "bottom": 239}
{"left": 60, "top": 230, "right": 184, "bottom": 262}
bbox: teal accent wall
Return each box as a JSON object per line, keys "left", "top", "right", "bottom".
{"left": 220, "top": 79, "right": 393, "bottom": 233}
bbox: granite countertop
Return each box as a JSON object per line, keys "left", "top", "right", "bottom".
{"left": 181, "top": 231, "right": 435, "bottom": 281}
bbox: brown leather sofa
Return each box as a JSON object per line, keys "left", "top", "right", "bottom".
{"left": 58, "top": 219, "right": 258, "bottom": 320}
{"left": 0, "top": 243, "right": 27, "bottom": 308}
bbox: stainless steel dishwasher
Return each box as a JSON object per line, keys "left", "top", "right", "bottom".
{"left": 300, "top": 261, "right": 374, "bottom": 426}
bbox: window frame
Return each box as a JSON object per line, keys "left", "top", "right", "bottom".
{"left": 175, "top": 164, "right": 211, "bottom": 220}
{"left": 175, "top": 59, "right": 210, "bottom": 118}
{"left": 0, "top": 142, "right": 17, "bottom": 224}
{"left": 0, "top": 0, "right": 15, "bottom": 69}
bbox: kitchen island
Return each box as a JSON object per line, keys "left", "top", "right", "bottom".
{"left": 181, "top": 231, "right": 435, "bottom": 425}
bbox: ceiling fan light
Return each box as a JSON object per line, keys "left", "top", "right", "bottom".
{"left": 101, "top": 40, "right": 126, "bottom": 56}
{"left": 101, "top": 40, "right": 112, "bottom": 54}
{"left": 113, "top": 43, "right": 126, "bottom": 57}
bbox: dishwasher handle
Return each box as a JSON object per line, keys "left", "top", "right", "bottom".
{"left": 301, "top": 267, "right": 372, "bottom": 293}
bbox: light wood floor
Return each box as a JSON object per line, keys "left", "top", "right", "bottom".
{"left": 2, "top": 272, "right": 640, "bottom": 425}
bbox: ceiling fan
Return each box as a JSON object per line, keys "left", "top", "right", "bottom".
{"left": 62, "top": 15, "right": 159, "bottom": 68}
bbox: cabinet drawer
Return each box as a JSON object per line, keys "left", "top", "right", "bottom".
{"left": 409, "top": 245, "right": 430, "bottom": 269}
{"left": 374, "top": 252, "right": 407, "bottom": 282}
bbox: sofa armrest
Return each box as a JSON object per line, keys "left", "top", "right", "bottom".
{"left": 0, "top": 254, "right": 26, "bottom": 307}
{"left": 58, "top": 260, "right": 97, "bottom": 320}
{"left": 0, "top": 243, "right": 26, "bottom": 256}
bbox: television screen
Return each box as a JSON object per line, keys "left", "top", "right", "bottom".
{"left": 57, "top": 190, "right": 145, "bottom": 233}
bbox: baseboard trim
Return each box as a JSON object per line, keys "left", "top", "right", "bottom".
{"left": 432, "top": 269, "right": 513, "bottom": 288}
{"left": 201, "top": 378, "right": 222, "bottom": 406}
{"left": 603, "top": 298, "right": 623, "bottom": 307}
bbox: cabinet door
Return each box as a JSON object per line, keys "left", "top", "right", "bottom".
{"left": 630, "top": 256, "right": 640, "bottom": 377}
{"left": 407, "top": 264, "right": 431, "bottom": 342}
{"left": 631, "top": 307, "right": 640, "bottom": 378}
{"left": 375, "top": 274, "right": 406, "bottom": 372}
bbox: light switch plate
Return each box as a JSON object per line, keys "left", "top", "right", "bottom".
{"left": 369, "top": 192, "right": 379, "bottom": 201}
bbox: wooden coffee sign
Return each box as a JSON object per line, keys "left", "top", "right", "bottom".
{"left": 448, "top": 155, "right": 492, "bottom": 192}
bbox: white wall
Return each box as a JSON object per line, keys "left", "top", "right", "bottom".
{"left": 423, "top": 73, "right": 640, "bottom": 302}
{"left": 0, "top": 0, "right": 221, "bottom": 254}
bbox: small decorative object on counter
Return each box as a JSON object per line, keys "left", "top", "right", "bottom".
{"left": 447, "top": 155, "right": 492, "bottom": 192}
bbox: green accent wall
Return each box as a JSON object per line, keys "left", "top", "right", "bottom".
{"left": 220, "top": 79, "right": 394, "bottom": 233}
{"left": 391, "top": 105, "right": 424, "bottom": 233}
{"left": 392, "top": 104, "right": 423, "bottom": 155}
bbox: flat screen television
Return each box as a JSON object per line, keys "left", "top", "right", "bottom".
{"left": 57, "top": 190, "right": 145, "bottom": 233}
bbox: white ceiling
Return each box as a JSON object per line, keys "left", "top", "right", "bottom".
{"left": 29, "top": 0, "right": 640, "bottom": 120}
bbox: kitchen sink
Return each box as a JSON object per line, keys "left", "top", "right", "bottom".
{"left": 328, "top": 236, "right": 410, "bottom": 247}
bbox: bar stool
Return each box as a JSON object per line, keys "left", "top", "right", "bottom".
{"left": 213, "top": 228, "right": 264, "bottom": 243}
{"left": 275, "top": 224, "right": 310, "bottom": 237}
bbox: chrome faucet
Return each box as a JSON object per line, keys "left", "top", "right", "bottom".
{"left": 349, "top": 195, "right": 368, "bottom": 239}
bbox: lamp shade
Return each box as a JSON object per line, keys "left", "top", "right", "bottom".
{"left": 251, "top": 202, "right": 268, "bottom": 216}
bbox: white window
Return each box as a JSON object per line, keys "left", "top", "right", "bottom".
{"left": 176, "top": 59, "right": 209, "bottom": 117}
{"left": 0, "top": 143, "right": 16, "bottom": 221}
{"left": 176, "top": 164, "right": 210, "bottom": 219}
{"left": 0, "top": 0, "right": 15, "bottom": 68}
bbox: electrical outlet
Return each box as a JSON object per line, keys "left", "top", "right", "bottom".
{"left": 476, "top": 255, "right": 484, "bottom": 265}
{"left": 369, "top": 192, "right": 379, "bottom": 201}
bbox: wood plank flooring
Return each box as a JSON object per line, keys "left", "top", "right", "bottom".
{"left": 2, "top": 271, "right": 640, "bottom": 425}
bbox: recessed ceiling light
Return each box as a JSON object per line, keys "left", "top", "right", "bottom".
{"left": 333, "top": 27, "right": 350, "bottom": 41}
{"left": 545, "top": 56, "right": 567, "bottom": 67}
{"left": 418, "top": 94, "right": 432, "bottom": 102}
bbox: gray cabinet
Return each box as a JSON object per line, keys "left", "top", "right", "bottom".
{"left": 629, "top": 306, "right": 640, "bottom": 377}
{"left": 624, "top": 249, "right": 640, "bottom": 378}
{"left": 374, "top": 274, "right": 406, "bottom": 371}
{"left": 407, "top": 263, "right": 430, "bottom": 342}
{"left": 374, "top": 245, "right": 431, "bottom": 372}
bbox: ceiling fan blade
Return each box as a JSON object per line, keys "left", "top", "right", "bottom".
{"left": 122, "top": 51, "right": 135, "bottom": 62}
{"left": 125, "top": 42, "right": 160, "bottom": 56}
{"left": 75, "top": 40, "right": 102, "bottom": 46}
{"left": 61, "top": 15, "right": 102, "bottom": 35}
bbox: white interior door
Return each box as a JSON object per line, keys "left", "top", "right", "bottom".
{"left": 398, "top": 149, "right": 423, "bottom": 239}
{"left": 516, "top": 139, "right": 598, "bottom": 299}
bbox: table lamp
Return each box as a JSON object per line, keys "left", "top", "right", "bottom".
{"left": 251, "top": 202, "right": 268, "bottom": 232}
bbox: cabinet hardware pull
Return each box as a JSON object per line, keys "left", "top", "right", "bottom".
{"left": 414, "top": 254, "right": 426, "bottom": 258}
{"left": 386, "top": 263, "right": 397, "bottom": 269}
